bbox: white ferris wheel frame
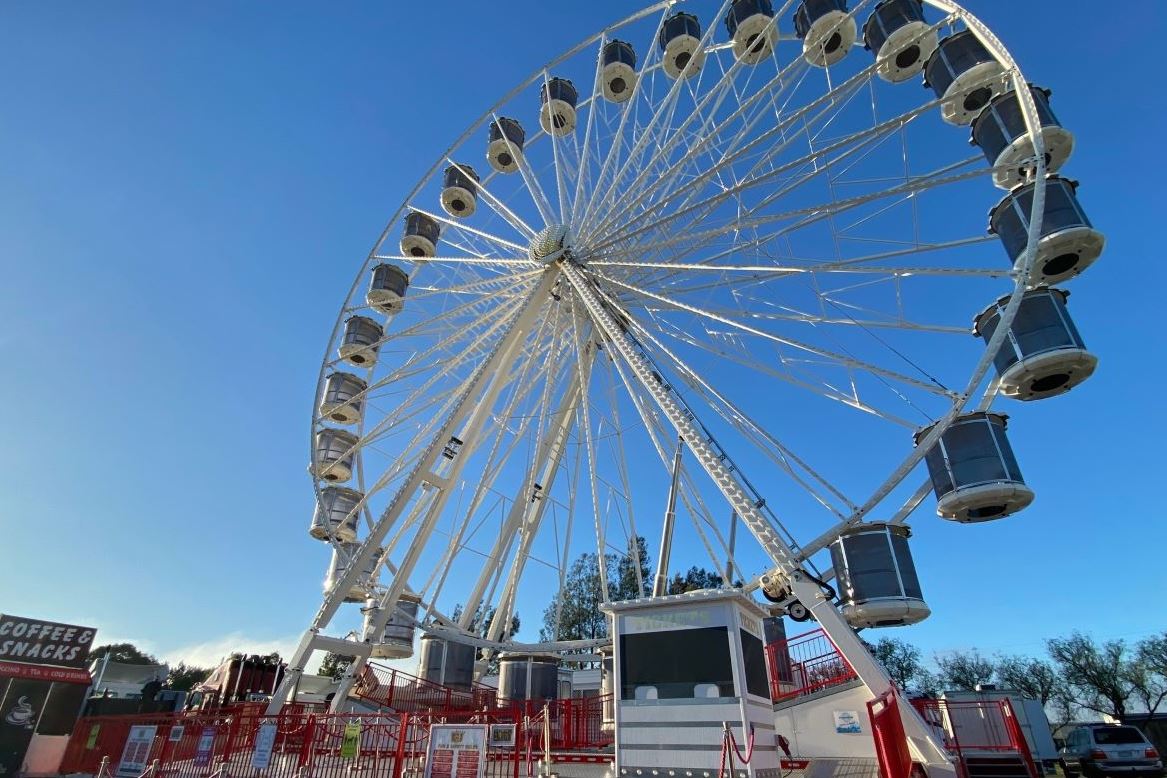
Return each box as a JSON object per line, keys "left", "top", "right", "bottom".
{"left": 272, "top": 3, "right": 1055, "bottom": 769}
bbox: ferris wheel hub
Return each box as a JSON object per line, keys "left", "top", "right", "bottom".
{"left": 528, "top": 224, "right": 574, "bottom": 264}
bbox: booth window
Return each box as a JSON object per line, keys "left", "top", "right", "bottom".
{"left": 739, "top": 629, "right": 769, "bottom": 698}
{"left": 620, "top": 626, "right": 734, "bottom": 699}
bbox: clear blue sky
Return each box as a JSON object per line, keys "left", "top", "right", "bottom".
{"left": 0, "top": 1, "right": 1163, "bottom": 670}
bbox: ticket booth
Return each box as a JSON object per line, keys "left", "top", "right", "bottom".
{"left": 0, "top": 614, "right": 97, "bottom": 777}
{"left": 603, "top": 590, "right": 779, "bottom": 778}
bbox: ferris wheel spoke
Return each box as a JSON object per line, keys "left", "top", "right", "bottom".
{"left": 567, "top": 296, "right": 610, "bottom": 602}
{"left": 346, "top": 282, "right": 534, "bottom": 379}
{"left": 458, "top": 321, "right": 582, "bottom": 630}
{"left": 589, "top": 233, "right": 1003, "bottom": 301}
{"left": 576, "top": 6, "right": 676, "bottom": 234}
{"left": 374, "top": 253, "right": 535, "bottom": 269}
{"left": 406, "top": 205, "right": 528, "bottom": 255}
{"left": 538, "top": 72, "right": 573, "bottom": 224}
{"left": 589, "top": 33, "right": 807, "bottom": 240}
{"left": 484, "top": 349, "right": 594, "bottom": 646}
{"left": 426, "top": 319, "right": 567, "bottom": 623}
{"left": 585, "top": 52, "right": 875, "bottom": 242}
{"left": 595, "top": 270, "right": 954, "bottom": 399}
{"left": 446, "top": 159, "right": 539, "bottom": 241}
{"left": 597, "top": 163, "right": 987, "bottom": 288}
{"left": 677, "top": 468, "right": 742, "bottom": 583}
{"left": 403, "top": 268, "right": 544, "bottom": 304}
{"left": 355, "top": 296, "right": 528, "bottom": 466}
{"left": 501, "top": 115, "right": 558, "bottom": 228}
{"left": 568, "top": 39, "right": 609, "bottom": 227}
{"left": 589, "top": 254, "right": 1005, "bottom": 280}
{"left": 654, "top": 315, "right": 920, "bottom": 427}
{"left": 630, "top": 314, "right": 858, "bottom": 517}
{"left": 589, "top": 100, "right": 943, "bottom": 256}
{"left": 362, "top": 290, "right": 531, "bottom": 393}
{"left": 600, "top": 359, "right": 645, "bottom": 597}
{"left": 586, "top": 0, "right": 753, "bottom": 229}
{"left": 604, "top": 344, "right": 748, "bottom": 584}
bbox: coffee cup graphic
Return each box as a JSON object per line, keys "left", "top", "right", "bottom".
{"left": 5, "top": 697, "right": 35, "bottom": 727}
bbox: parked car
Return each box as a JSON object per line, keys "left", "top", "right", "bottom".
{"left": 1059, "top": 724, "right": 1163, "bottom": 778}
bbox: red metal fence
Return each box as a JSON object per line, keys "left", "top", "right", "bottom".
{"left": 766, "top": 627, "right": 858, "bottom": 703}
{"left": 61, "top": 697, "right": 611, "bottom": 778}
{"left": 354, "top": 663, "right": 497, "bottom": 713}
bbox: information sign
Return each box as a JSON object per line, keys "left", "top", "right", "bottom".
{"left": 193, "top": 726, "right": 216, "bottom": 767}
{"left": 424, "top": 724, "right": 487, "bottom": 778}
{"left": 116, "top": 725, "right": 157, "bottom": 777}
{"left": 251, "top": 722, "right": 278, "bottom": 770}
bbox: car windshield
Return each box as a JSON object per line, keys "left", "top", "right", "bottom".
{"left": 1093, "top": 728, "right": 1145, "bottom": 745}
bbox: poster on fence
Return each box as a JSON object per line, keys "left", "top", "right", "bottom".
{"left": 488, "top": 724, "right": 515, "bottom": 748}
{"left": 341, "top": 722, "right": 361, "bottom": 759}
{"left": 194, "top": 726, "right": 216, "bottom": 767}
{"left": 251, "top": 722, "right": 278, "bottom": 770}
{"left": 116, "top": 725, "right": 158, "bottom": 777}
{"left": 86, "top": 724, "right": 101, "bottom": 749}
{"left": 424, "top": 724, "right": 487, "bottom": 778}
{"left": 169, "top": 725, "right": 185, "bottom": 743}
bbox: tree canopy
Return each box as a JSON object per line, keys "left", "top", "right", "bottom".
{"left": 90, "top": 642, "right": 159, "bottom": 665}
{"left": 319, "top": 652, "right": 354, "bottom": 681}
{"left": 539, "top": 536, "right": 729, "bottom": 644}
{"left": 935, "top": 649, "right": 996, "bottom": 692}
{"left": 165, "top": 662, "right": 211, "bottom": 691}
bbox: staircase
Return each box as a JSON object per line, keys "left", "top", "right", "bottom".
{"left": 962, "top": 755, "right": 1035, "bottom": 778}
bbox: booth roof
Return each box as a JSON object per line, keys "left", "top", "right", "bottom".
{"left": 599, "top": 587, "right": 770, "bottom": 618}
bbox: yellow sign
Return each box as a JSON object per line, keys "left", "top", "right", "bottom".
{"left": 340, "top": 722, "right": 361, "bottom": 759}
{"left": 86, "top": 724, "right": 100, "bottom": 750}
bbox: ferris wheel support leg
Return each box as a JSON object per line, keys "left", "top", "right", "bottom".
{"left": 480, "top": 340, "right": 596, "bottom": 658}
{"left": 268, "top": 269, "right": 562, "bottom": 715}
{"left": 789, "top": 573, "right": 955, "bottom": 775}
{"left": 458, "top": 344, "right": 591, "bottom": 635}
{"left": 559, "top": 258, "right": 956, "bottom": 778}
{"left": 325, "top": 268, "right": 563, "bottom": 710}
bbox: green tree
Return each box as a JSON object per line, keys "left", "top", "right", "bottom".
{"left": 1128, "top": 633, "right": 1167, "bottom": 724}
{"left": 165, "top": 662, "right": 211, "bottom": 691}
{"left": 319, "top": 652, "right": 355, "bottom": 681}
{"left": 615, "top": 536, "right": 652, "bottom": 600}
{"left": 540, "top": 552, "right": 609, "bottom": 643}
{"left": 866, "top": 637, "right": 937, "bottom": 694}
{"left": 935, "top": 649, "right": 995, "bottom": 691}
{"left": 1047, "top": 632, "right": 1136, "bottom": 720}
{"left": 541, "top": 537, "right": 656, "bottom": 642}
{"left": 667, "top": 566, "right": 724, "bottom": 594}
{"left": 90, "top": 643, "right": 159, "bottom": 665}
{"left": 995, "top": 654, "right": 1064, "bottom": 705}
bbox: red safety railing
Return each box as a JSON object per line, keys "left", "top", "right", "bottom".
{"left": 354, "top": 662, "right": 497, "bottom": 713}
{"left": 509, "top": 695, "right": 613, "bottom": 752}
{"left": 60, "top": 695, "right": 611, "bottom": 778}
{"left": 868, "top": 687, "right": 914, "bottom": 778}
{"left": 60, "top": 708, "right": 520, "bottom": 778}
{"left": 766, "top": 627, "right": 858, "bottom": 703}
{"left": 910, "top": 698, "right": 1038, "bottom": 778}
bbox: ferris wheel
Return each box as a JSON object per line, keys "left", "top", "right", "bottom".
{"left": 278, "top": 0, "right": 1102, "bottom": 713}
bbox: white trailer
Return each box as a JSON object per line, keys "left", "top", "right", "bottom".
{"left": 941, "top": 688, "right": 1059, "bottom": 771}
